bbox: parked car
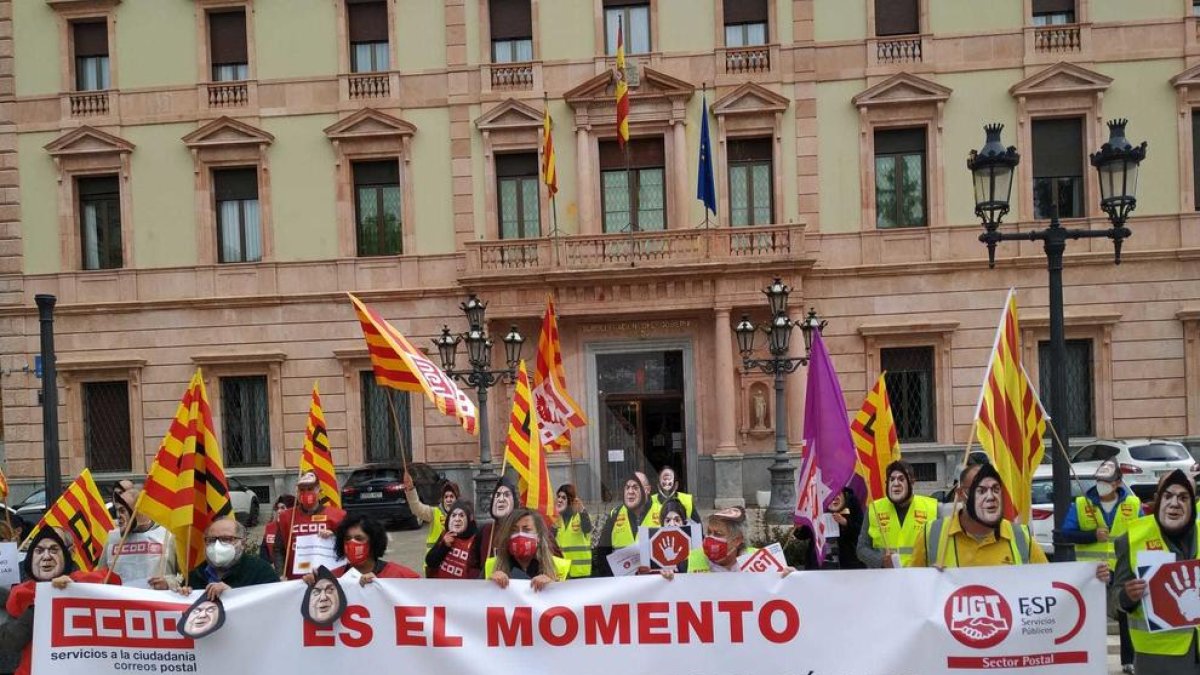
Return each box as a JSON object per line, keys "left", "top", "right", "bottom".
{"left": 1029, "top": 465, "right": 1094, "bottom": 556}
{"left": 14, "top": 478, "right": 261, "bottom": 529}
{"left": 13, "top": 488, "right": 47, "bottom": 528}
{"left": 226, "top": 476, "right": 261, "bottom": 527}
{"left": 1069, "top": 439, "right": 1197, "bottom": 501}
{"left": 340, "top": 462, "right": 444, "bottom": 529}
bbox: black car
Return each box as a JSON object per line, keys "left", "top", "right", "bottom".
{"left": 340, "top": 462, "right": 444, "bottom": 529}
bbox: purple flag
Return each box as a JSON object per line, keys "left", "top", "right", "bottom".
{"left": 795, "top": 330, "right": 859, "bottom": 523}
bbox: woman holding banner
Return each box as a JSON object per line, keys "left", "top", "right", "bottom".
{"left": 487, "top": 509, "right": 570, "bottom": 591}
{"left": 308, "top": 515, "right": 418, "bottom": 585}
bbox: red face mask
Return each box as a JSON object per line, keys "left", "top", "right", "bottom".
{"left": 703, "top": 535, "right": 729, "bottom": 562}
{"left": 507, "top": 532, "right": 538, "bottom": 560}
{"left": 344, "top": 539, "right": 371, "bottom": 566}
{"left": 299, "top": 492, "right": 318, "bottom": 510}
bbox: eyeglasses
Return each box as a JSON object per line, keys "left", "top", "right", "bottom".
{"left": 204, "top": 536, "right": 242, "bottom": 545}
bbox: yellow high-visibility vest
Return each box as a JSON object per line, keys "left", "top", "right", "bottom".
{"left": 555, "top": 511, "right": 592, "bottom": 578}
{"left": 424, "top": 506, "right": 447, "bottom": 552}
{"left": 867, "top": 495, "right": 938, "bottom": 567}
{"left": 923, "top": 518, "right": 1032, "bottom": 567}
{"left": 641, "top": 492, "right": 695, "bottom": 528}
{"left": 685, "top": 546, "right": 757, "bottom": 573}
{"left": 1124, "top": 517, "right": 1200, "bottom": 656}
{"left": 609, "top": 506, "right": 638, "bottom": 548}
{"left": 1073, "top": 494, "right": 1140, "bottom": 567}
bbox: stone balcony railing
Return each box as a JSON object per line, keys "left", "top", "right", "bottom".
{"left": 1034, "top": 24, "right": 1081, "bottom": 53}
{"left": 724, "top": 45, "right": 771, "bottom": 74}
{"left": 463, "top": 224, "right": 805, "bottom": 275}
{"left": 490, "top": 62, "right": 534, "bottom": 90}
{"left": 68, "top": 90, "right": 111, "bottom": 117}
{"left": 347, "top": 72, "right": 391, "bottom": 100}
{"left": 206, "top": 81, "right": 249, "bottom": 108}
{"left": 874, "top": 36, "right": 923, "bottom": 64}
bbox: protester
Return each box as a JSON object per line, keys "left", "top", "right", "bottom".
{"left": 858, "top": 460, "right": 938, "bottom": 569}
{"left": 260, "top": 494, "right": 295, "bottom": 563}
{"left": 659, "top": 498, "right": 689, "bottom": 529}
{"left": 824, "top": 487, "right": 865, "bottom": 569}
{"left": 274, "top": 471, "right": 347, "bottom": 579}
{"left": 472, "top": 477, "right": 517, "bottom": 572}
{"left": 304, "top": 514, "right": 417, "bottom": 586}
{"left": 634, "top": 471, "right": 652, "bottom": 497}
{"left": 0, "top": 527, "right": 121, "bottom": 675}
{"left": 1111, "top": 469, "right": 1198, "bottom": 673}
{"left": 176, "top": 517, "right": 277, "bottom": 599}
{"left": 403, "top": 472, "right": 460, "bottom": 555}
{"left": 643, "top": 466, "right": 700, "bottom": 526}
{"left": 553, "top": 484, "right": 592, "bottom": 578}
{"left": 591, "top": 475, "right": 648, "bottom": 577}
{"left": 100, "top": 481, "right": 179, "bottom": 588}
{"left": 671, "top": 507, "right": 793, "bottom": 577}
{"left": 1061, "top": 458, "right": 1141, "bottom": 673}
{"left": 426, "top": 500, "right": 481, "bottom": 580}
{"left": 487, "top": 508, "right": 570, "bottom": 590}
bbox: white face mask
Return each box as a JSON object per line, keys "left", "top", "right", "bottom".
{"left": 1096, "top": 482, "right": 1116, "bottom": 499}
{"left": 206, "top": 541, "right": 238, "bottom": 568}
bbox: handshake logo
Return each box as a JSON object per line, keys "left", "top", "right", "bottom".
{"left": 945, "top": 585, "right": 1013, "bottom": 649}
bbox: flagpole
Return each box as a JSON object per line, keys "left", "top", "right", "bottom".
{"left": 102, "top": 490, "right": 146, "bottom": 584}
{"left": 936, "top": 419, "right": 978, "bottom": 570}
{"left": 702, "top": 83, "right": 710, "bottom": 231}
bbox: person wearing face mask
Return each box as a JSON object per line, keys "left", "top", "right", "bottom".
{"left": 274, "top": 471, "right": 347, "bottom": 579}
{"left": 0, "top": 528, "right": 121, "bottom": 675}
{"left": 682, "top": 507, "right": 763, "bottom": 574}
{"left": 591, "top": 476, "right": 648, "bottom": 577}
{"left": 1112, "top": 469, "right": 1199, "bottom": 674}
{"left": 304, "top": 515, "right": 417, "bottom": 587}
{"left": 642, "top": 466, "right": 700, "bottom": 528}
{"left": 858, "top": 460, "right": 939, "bottom": 569}
{"left": 553, "top": 484, "right": 593, "bottom": 578}
{"left": 426, "top": 501, "right": 481, "bottom": 579}
{"left": 402, "top": 472, "right": 461, "bottom": 557}
{"left": 101, "top": 481, "right": 179, "bottom": 588}
{"left": 488, "top": 508, "right": 571, "bottom": 591}
{"left": 178, "top": 517, "right": 277, "bottom": 600}
{"left": 260, "top": 494, "right": 296, "bottom": 563}
{"left": 471, "top": 478, "right": 518, "bottom": 576}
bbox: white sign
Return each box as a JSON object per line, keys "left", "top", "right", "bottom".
{"left": 290, "top": 534, "right": 343, "bottom": 576}
{"left": 0, "top": 542, "right": 19, "bottom": 588}
{"left": 607, "top": 449, "right": 625, "bottom": 462}
{"left": 737, "top": 543, "right": 787, "bottom": 573}
{"left": 35, "top": 564, "right": 1107, "bottom": 675}
{"left": 605, "top": 545, "right": 641, "bottom": 577}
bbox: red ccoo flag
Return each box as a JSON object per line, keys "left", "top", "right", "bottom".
{"left": 533, "top": 295, "right": 586, "bottom": 451}
{"left": 503, "top": 361, "right": 556, "bottom": 525}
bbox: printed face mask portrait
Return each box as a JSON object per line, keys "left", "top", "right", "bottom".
{"left": 30, "top": 540, "right": 66, "bottom": 581}
{"left": 179, "top": 596, "right": 226, "bottom": 639}
{"left": 301, "top": 566, "right": 347, "bottom": 627}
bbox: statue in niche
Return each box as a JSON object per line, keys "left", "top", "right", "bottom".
{"left": 751, "top": 386, "right": 769, "bottom": 430}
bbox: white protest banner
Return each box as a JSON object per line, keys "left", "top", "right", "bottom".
{"left": 290, "top": 534, "right": 342, "bottom": 576}
{"left": 1137, "top": 558, "right": 1200, "bottom": 632}
{"left": 35, "top": 563, "right": 1106, "bottom": 675}
{"left": 0, "top": 542, "right": 20, "bottom": 587}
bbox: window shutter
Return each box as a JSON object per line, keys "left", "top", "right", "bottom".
{"left": 727, "top": 137, "right": 772, "bottom": 162}
{"left": 874, "top": 127, "right": 926, "bottom": 155}
{"left": 724, "top": 0, "right": 768, "bottom": 25}
{"left": 348, "top": 0, "right": 389, "bottom": 43}
{"left": 73, "top": 21, "right": 108, "bottom": 58}
{"left": 1032, "top": 0, "right": 1075, "bottom": 14}
{"left": 1031, "top": 118, "right": 1083, "bottom": 178}
{"left": 209, "top": 10, "right": 248, "bottom": 66}
{"left": 495, "top": 152, "right": 538, "bottom": 178}
{"left": 874, "top": 0, "right": 919, "bottom": 37}
{"left": 600, "top": 139, "right": 665, "bottom": 169}
{"left": 213, "top": 168, "right": 259, "bottom": 201}
{"left": 77, "top": 175, "right": 119, "bottom": 199}
{"left": 602, "top": 0, "right": 646, "bottom": 6}
{"left": 352, "top": 160, "right": 399, "bottom": 186}
{"left": 489, "top": 0, "right": 533, "bottom": 41}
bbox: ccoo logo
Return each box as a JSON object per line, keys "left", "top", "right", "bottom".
{"left": 944, "top": 585, "right": 1013, "bottom": 649}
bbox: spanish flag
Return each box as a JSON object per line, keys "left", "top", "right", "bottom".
{"left": 542, "top": 107, "right": 557, "bottom": 197}
{"left": 300, "top": 382, "right": 340, "bottom": 508}
{"left": 24, "top": 469, "right": 116, "bottom": 571}
{"left": 851, "top": 373, "right": 901, "bottom": 503}
{"left": 503, "top": 361, "right": 555, "bottom": 525}
{"left": 138, "top": 369, "right": 234, "bottom": 570}
{"left": 615, "top": 17, "right": 630, "bottom": 148}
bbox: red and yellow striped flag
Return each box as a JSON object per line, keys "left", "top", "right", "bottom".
{"left": 350, "top": 293, "right": 478, "bottom": 435}
{"left": 542, "top": 107, "right": 557, "bottom": 197}
{"left": 615, "top": 17, "right": 630, "bottom": 148}
{"left": 300, "top": 382, "right": 340, "bottom": 508}
{"left": 533, "top": 295, "right": 585, "bottom": 451}
{"left": 25, "top": 469, "right": 116, "bottom": 571}
{"left": 503, "top": 361, "right": 555, "bottom": 524}
{"left": 975, "top": 289, "right": 1048, "bottom": 524}
{"left": 851, "top": 373, "right": 901, "bottom": 503}
{"left": 138, "top": 369, "right": 233, "bottom": 571}
{"left": 0, "top": 465, "right": 9, "bottom": 503}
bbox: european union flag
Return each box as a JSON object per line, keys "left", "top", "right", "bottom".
{"left": 696, "top": 93, "right": 717, "bottom": 216}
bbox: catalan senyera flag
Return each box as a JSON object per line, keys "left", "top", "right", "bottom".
{"left": 25, "top": 469, "right": 116, "bottom": 572}
{"left": 299, "top": 382, "right": 340, "bottom": 508}
{"left": 503, "top": 361, "right": 555, "bottom": 524}
{"left": 533, "top": 295, "right": 586, "bottom": 451}
{"left": 139, "top": 369, "right": 233, "bottom": 571}
{"left": 851, "top": 373, "right": 901, "bottom": 503}
{"left": 350, "top": 293, "right": 479, "bottom": 435}
{"left": 614, "top": 17, "right": 630, "bottom": 148}
{"left": 975, "top": 289, "right": 1048, "bottom": 524}
{"left": 0, "top": 464, "right": 8, "bottom": 503}
{"left": 542, "top": 107, "right": 557, "bottom": 197}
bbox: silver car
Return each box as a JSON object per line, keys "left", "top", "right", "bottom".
{"left": 1069, "top": 439, "right": 1197, "bottom": 503}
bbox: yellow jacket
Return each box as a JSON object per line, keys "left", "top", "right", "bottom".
{"left": 909, "top": 515, "right": 1048, "bottom": 567}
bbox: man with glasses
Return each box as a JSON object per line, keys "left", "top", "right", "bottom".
{"left": 168, "top": 517, "right": 277, "bottom": 600}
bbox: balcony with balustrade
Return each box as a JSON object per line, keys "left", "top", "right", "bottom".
{"left": 1033, "top": 23, "right": 1082, "bottom": 53}
{"left": 66, "top": 90, "right": 111, "bottom": 118}
{"left": 344, "top": 72, "right": 394, "bottom": 101}
{"left": 205, "top": 81, "right": 251, "bottom": 109}
{"left": 869, "top": 35, "right": 925, "bottom": 67}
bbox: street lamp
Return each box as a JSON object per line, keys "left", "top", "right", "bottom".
{"left": 735, "top": 278, "right": 826, "bottom": 524}
{"left": 968, "top": 120, "right": 1145, "bottom": 561}
{"left": 435, "top": 297, "right": 525, "bottom": 516}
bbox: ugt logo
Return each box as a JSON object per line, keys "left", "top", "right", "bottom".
{"left": 944, "top": 585, "right": 1013, "bottom": 649}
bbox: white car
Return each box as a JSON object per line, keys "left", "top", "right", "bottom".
{"left": 1029, "top": 465, "right": 1093, "bottom": 556}
{"left": 1069, "top": 439, "right": 1197, "bottom": 503}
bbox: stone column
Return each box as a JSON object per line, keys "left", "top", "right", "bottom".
{"left": 672, "top": 120, "right": 688, "bottom": 228}
{"left": 576, "top": 127, "right": 594, "bottom": 234}
{"left": 713, "top": 308, "right": 745, "bottom": 508}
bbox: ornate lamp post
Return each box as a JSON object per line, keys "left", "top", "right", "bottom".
{"left": 968, "top": 120, "right": 1145, "bottom": 561}
{"left": 435, "top": 294, "right": 525, "bottom": 516}
{"left": 735, "top": 279, "right": 826, "bottom": 524}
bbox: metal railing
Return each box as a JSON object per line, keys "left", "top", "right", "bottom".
{"left": 348, "top": 73, "right": 390, "bottom": 100}
{"left": 725, "top": 46, "right": 771, "bottom": 74}
{"left": 207, "top": 81, "right": 249, "bottom": 108}
{"left": 876, "top": 37, "right": 923, "bottom": 64}
{"left": 490, "top": 62, "right": 534, "bottom": 90}
{"left": 69, "top": 91, "right": 110, "bottom": 117}
{"left": 1033, "top": 24, "right": 1081, "bottom": 53}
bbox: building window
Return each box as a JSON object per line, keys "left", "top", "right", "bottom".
{"left": 1194, "top": 0, "right": 1200, "bottom": 17}
{"left": 1031, "top": 117, "right": 1084, "bottom": 219}
{"left": 361, "top": 371, "right": 412, "bottom": 463}
{"left": 910, "top": 462, "right": 937, "bottom": 483}
{"left": 353, "top": 160, "right": 402, "bottom": 256}
{"left": 1038, "top": 339, "right": 1094, "bottom": 437}
{"left": 221, "top": 375, "right": 270, "bottom": 467}
{"left": 490, "top": 0, "right": 533, "bottom": 63}
{"left": 881, "top": 346, "right": 936, "bottom": 443}
{"left": 347, "top": 0, "right": 389, "bottom": 73}
{"left": 496, "top": 152, "right": 540, "bottom": 239}
{"left": 599, "top": 138, "right": 666, "bottom": 232}
{"left": 604, "top": 1, "right": 651, "bottom": 55}
{"left": 1192, "top": 110, "right": 1200, "bottom": 211}
{"left": 83, "top": 381, "right": 131, "bottom": 473}
{"left": 727, "top": 138, "right": 773, "bottom": 226}
{"left": 874, "top": 0, "right": 919, "bottom": 37}
{"left": 724, "top": 0, "right": 767, "bottom": 46}
{"left": 874, "top": 127, "right": 927, "bottom": 229}
{"left": 213, "top": 168, "right": 261, "bottom": 263}
{"left": 1031, "top": 0, "right": 1075, "bottom": 25}
{"left": 76, "top": 175, "right": 122, "bottom": 270}
{"left": 209, "top": 10, "right": 249, "bottom": 82}
{"left": 72, "top": 20, "right": 110, "bottom": 91}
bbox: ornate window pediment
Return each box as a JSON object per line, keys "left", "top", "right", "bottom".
{"left": 852, "top": 72, "right": 951, "bottom": 109}
{"left": 475, "top": 98, "right": 544, "bottom": 133}
{"left": 323, "top": 107, "right": 417, "bottom": 142}
{"left": 1009, "top": 62, "right": 1111, "bottom": 99}
{"left": 565, "top": 67, "right": 695, "bottom": 126}
{"left": 44, "top": 125, "right": 134, "bottom": 178}
{"left": 182, "top": 115, "right": 274, "bottom": 150}
{"left": 711, "top": 82, "right": 789, "bottom": 118}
